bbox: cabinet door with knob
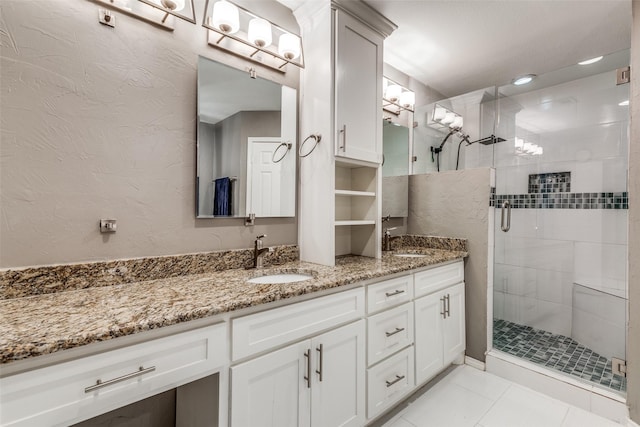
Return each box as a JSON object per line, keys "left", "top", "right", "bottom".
{"left": 414, "top": 282, "right": 466, "bottom": 386}
{"left": 230, "top": 320, "right": 365, "bottom": 427}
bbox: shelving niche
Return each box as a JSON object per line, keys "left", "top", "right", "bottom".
{"left": 335, "top": 161, "right": 379, "bottom": 257}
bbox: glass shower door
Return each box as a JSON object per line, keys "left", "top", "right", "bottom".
{"left": 491, "top": 50, "right": 630, "bottom": 395}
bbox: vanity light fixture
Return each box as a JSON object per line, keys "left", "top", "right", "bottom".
{"left": 138, "top": 0, "right": 197, "bottom": 23}
{"left": 382, "top": 77, "right": 414, "bottom": 115}
{"left": 203, "top": 0, "right": 304, "bottom": 72}
{"left": 431, "top": 104, "right": 463, "bottom": 130}
{"left": 578, "top": 56, "right": 603, "bottom": 65}
{"left": 512, "top": 74, "right": 536, "bottom": 86}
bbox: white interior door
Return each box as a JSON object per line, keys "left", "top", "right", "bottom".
{"left": 246, "top": 137, "right": 285, "bottom": 217}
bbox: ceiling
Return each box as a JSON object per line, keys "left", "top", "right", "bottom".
{"left": 280, "top": 0, "right": 632, "bottom": 98}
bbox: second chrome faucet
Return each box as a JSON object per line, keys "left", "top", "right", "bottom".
{"left": 253, "top": 234, "right": 272, "bottom": 269}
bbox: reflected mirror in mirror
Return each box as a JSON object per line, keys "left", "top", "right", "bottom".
{"left": 382, "top": 120, "right": 410, "bottom": 218}
{"left": 196, "top": 56, "right": 297, "bottom": 218}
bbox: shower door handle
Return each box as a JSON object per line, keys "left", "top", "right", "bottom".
{"left": 501, "top": 201, "right": 511, "bottom": 232}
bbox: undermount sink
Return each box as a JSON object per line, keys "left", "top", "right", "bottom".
{"left": 247, "top": 272, "right": 315, "bottom": 284}
{"left": 393, "top": 253, "right": 427, "bottom": 258}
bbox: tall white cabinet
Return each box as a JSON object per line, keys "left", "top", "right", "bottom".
{"left": 296, "top": 0, "right": 396, "bottom": 266}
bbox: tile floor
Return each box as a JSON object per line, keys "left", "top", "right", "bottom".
{"left": 493, "top": 318, "right": 626, "bottom": 393}
{"left": 381, "top": 365, "right": 623, "bottom": 427}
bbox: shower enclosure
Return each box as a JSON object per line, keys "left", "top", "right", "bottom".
{"left": 415, "top": 50, "right": 630, "bottom": 395}
{"left": 490, "top": 51, "right": 629, "bottom": 395}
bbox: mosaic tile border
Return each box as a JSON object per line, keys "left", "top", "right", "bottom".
{"left": 490, "top": 191, "right": 628, "bottom": 209}
{"left": 493, "top": 318, "right": 626, "bottom": 393}
{"left": 0, "top": 245, "right": 299, "bottom": 300}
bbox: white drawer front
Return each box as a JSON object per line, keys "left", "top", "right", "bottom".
{"left": 367, "top": 303, "right": 414, "bottom": 366}
{"left": 1, "top": 323, "right": 227, "bottom": 427}
{"left": 414, "top": 261, "right": 464, "bottom": 298}
{"left": 366, "top": 275, "right": 413, "bottom": 314}
{"left": 232, "top": 288, "right": 365, "bottom": 360}
{"left": 367, "top": 346, "right": 415, "bottom": 420}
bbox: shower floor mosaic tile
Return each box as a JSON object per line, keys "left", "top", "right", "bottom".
{"left": 493, "top": 319, "right": 627, "bottom": 393}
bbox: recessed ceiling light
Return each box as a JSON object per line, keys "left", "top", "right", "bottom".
{"left": 512, "top": 74, "right": 536, "bottom": 86}
{"left": 578, "top": 56, "right": 603, "bottom": 65}
{"left": 619, "top": 100, "right": 629, "bottom": 106}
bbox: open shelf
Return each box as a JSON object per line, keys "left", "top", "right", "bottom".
{"left": 335, "top": 220, "right": 376, "bottom": 226}
{"left": 335, "top": 189, "right": 376, "bottom": 197}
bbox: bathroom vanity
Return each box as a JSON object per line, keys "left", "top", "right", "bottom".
{"left": 0, "top": 244, "right": 466, "bottom": 427}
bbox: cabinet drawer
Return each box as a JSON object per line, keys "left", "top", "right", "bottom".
{"left": 367, "top": 303, "right": 414, "bottom": 366}
{"left": 367, "top": 346, "right": 415, "bottom": 420}
{"left": 414, "top": 261, "right": 464, "bottom": 298}
{"left": 232, "top": 288, "right": 364, "bottom": 360}
{"left": 0, "top": 323, "right": 227, "bottom": 427}
{"left": 367, "top": 275, "right": 413, "bottom": 314}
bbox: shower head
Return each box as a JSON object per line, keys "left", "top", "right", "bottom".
{"left": 473, "top": 135, "right": 506, "bottom": 145}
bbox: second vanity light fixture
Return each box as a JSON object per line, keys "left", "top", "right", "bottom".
{"left": 383, "top": 77, "right": 415, "bottom": 115}
{"left": 432, "top": 104, "right": 463, "bottom": 130}
{"left": 203, "top": 0, "right": 304, "bottom": 72}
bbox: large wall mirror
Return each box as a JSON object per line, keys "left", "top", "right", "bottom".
{"left": 196, "top": 56, "right": 297, "bottom": 218}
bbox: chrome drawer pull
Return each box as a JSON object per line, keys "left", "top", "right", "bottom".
{"left": 304, "top": 349, "right": 311, "bottom": 388}
{"left": 385, "top": 327, "right": 405, "bottom": 337}
{"left": 385, "top": 289, "right": 405, "bottom": 297}
{"left": 316, "top": 344, "right": 324, "bottom": 382}
{"left": 84, "top": 366, "right": 156, "bottom": 393}
{"left": 385, "top": 374, "right": 405, "bottom": 387}
{"left": 440, "top": 296, "right": 446, "bottom": 318}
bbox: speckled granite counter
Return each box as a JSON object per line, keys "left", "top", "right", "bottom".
{"left": 0, "top": 243, "right": 466, "bottom": 365}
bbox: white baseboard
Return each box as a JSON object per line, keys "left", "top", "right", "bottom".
{"left": 464, "top": 356, "right": 486, "bottom": 371}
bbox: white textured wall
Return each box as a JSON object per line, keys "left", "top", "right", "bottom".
{"left": 0, "top": 0, "right": 300, "bottom": 268}
{"left": 408, "top": 168, "right": 491, "bottom": 362}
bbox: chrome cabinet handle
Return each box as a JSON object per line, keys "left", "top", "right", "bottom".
{"left": 315, "top": 344, "right": 323, "bottom": 382}
{"left": 440, "top": 296, "right": 446, "bottom": 318}
{"left": 385, "top": 327, "right": 405, "bottom": 337}
{"left": 445, "top": 294, "right": 451, "bottom": 318}
{"left": 339, "top": 124, "right": 347, "bottom": 151}
{"left": 304, "top": 349, "right": 311, "bottom": 388}
{"left": 385, "top": 374, "right": 405, "bottom": 387}
{"left": 501, "top": 200, "right": 511, "bottom": 232}
{"left": 84, "top": 366, "right": 156, "bottom": 393}
{"left": 385, "top": 289, "right": 405, "bottom": 297}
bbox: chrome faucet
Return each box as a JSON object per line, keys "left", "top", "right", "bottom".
{"left": 253, "top": 234, "right": 271, "bottom": 268}
{"left": 383, "top": 227, "right": 397, "bottom": 251}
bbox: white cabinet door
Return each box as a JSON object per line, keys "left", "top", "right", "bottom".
{"left": 311, "top": 320, "right": 366, "bottom": 427}
{"left": 230, "top": 341, "right": 311, "bottom": 427}
{"left": 334, "top": 9, "right": 382, "bottom": 164}
{"left": 414, "top": 291, "right": 445, "bottom": 386}
{"left": 443, "top": 282, "right": 466, "bottom": 366}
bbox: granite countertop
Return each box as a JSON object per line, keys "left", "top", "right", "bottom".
{"left": 0, "top": 245, "right": 466, "bottom": 366}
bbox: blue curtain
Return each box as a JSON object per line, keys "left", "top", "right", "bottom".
{"left": 214, "top": 177, "right": 232, "bottom": 216}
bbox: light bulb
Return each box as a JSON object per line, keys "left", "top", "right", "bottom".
{"left": 433, "top": 105, "right": 447, "bottom": 122}
{"left": 248, "top": 18, "right": 272, "bottom": 47}
{"left": 451, "top": 115, "right": 463, "bottom": 129}
{"left": 441, "top": 112, "right": 456, "bottom": 125}
{"left": 212, "top": 0, "right": 239, "bottom": 34}
{"left": 399, "top": 91, "right": 415, "bottom": 108}
{"left": 385, "top": 84, "right": 402, "bottom": 102}
{"left": 278, "top": 33, "right": 301, "bottom": 60}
